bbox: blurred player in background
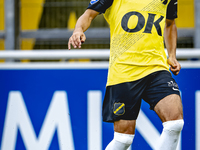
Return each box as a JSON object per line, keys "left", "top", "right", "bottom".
{"left": 68, "top": 0, "right": 184, "bottom": 149}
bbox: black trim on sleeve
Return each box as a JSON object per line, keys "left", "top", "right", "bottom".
{"left": 87, "top": 0, "right": 113, "bottom": 14}
{"left": 166, "top": 0, "right": 178, "bottom": 20}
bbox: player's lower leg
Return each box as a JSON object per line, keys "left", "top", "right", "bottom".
{"left": 105, "top": 132, "right": 135, "bottom": 150}
{"left": 156, "top": 119, "right": 184, "bottom": 150}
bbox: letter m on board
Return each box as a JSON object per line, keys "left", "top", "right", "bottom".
{"left": 1, "top": 91, "right": 75, "bottom": 150}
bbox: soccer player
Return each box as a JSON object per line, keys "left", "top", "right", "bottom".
{"left": 68, "top": 0, "right": 184, "bottom": 149}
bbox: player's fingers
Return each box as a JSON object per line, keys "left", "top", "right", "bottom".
{"left": 171, "top": 61, "right": 177, "bottom": 68}
{"left": 170, "top": 65, "right": 181, "bottom": 75}
{"left": 68, "top": 42, "right": 71, "bottom": 50}
{"left": 71, "top": 38, "right": 78, "bottom": 49}
{"left": 71, "top": 36, "right": 77, "bottom": 48}
{"left": 80, "top": 34, "right": 86, "bottom": 43}
{"left": 77, "top": 34, "right": 86, "bottom": 48}
{"left": 170, "top": 67, "right": 178, "bottom": 73}
{"left": 68, "top": 32, "right": 85, "bottom": 49}
{"left": 70, "top": 36, "right": 78, "bottom": 49}
{"left": 173, "top": 70, "right": 180, "bottom": 75}
{"left": 68, "top": 37, "right": 73, "bottom": 50}
{"left": 72, "top": 35, "right": 82, "bottom": 48}
{"left": 170, "top": 68, "right": 178, "bottom": 75}
{"left": 167, "top": 58, "right": 181, "bottom": 75}
{"left": 68, "top": 44, "right": 71, "bottom": 50}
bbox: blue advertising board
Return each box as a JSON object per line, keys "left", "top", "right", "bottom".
{"left": 0, "top": 63, "right": 199, "bottom": 150}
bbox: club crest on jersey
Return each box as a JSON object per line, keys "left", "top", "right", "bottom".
{"left": 90, "top": 0, "right": 99, "bottom": 5}
{"left": 113, "top": 103, "right": 125, "bottom": 116}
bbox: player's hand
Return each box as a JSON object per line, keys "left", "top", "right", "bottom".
{"left": 167, "top": 57, "right": 181, "bottom": 75}
{"left": 68, "top": 31, "right": 86, "bottom": 50}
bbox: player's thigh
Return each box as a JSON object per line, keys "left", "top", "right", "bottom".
{"left": 154, "top": 94, "right": 183, "bottom": 122}
{"left": 114, "top": 120, "right": 136, "bottom": 134}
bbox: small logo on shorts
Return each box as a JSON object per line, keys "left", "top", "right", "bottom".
{"left": 168, "top": 81, "right": 179, "bottom": 91}
{"left": 113, "top": 103, "right": 125, "bottom": 116}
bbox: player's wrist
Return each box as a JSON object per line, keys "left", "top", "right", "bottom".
{"left": 168, "top": 55, "right": 177, "bottom": 60}
{"left": 73, "top": 27, "right": 84, "bottom": 34}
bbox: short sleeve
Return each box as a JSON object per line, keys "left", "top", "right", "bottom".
{"left": 87, "top": 0, "right": 113, "bottom": 14}
{"left": 166, "top": 0, "right": 178, "bottom": 20}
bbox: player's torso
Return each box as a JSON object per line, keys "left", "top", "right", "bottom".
{"left": 104, "top": 0, "right": 170, "bottom": 86}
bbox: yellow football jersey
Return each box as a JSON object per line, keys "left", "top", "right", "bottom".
{"left": 103, "top": 0, "right": 171, "bottom": 86}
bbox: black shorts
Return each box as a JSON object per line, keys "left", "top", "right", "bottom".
{"left": 102, "top": 70, "right": 181, "bottom": 122}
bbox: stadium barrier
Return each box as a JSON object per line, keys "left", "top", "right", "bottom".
{"left": 0, "top": 49, "right": 200, "bottom": 150}
{"left": 0, "top": 49, "right": 200, "bottom": 60}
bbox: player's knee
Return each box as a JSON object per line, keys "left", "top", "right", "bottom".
{"left": 114, "top": 120, "right": 136, "bottom": 134}
{"left": 114, "top": 132, "right": 135, "bottom": 145}
{"left": 163, "top": 119, "right": 184, "bottom": 132}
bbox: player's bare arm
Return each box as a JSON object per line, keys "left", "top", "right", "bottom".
{"left": 68, "top": 9, "right": 99, "bottom": 50}
{"left": 164, "top": 19, "right": 181, "bottom": 75}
